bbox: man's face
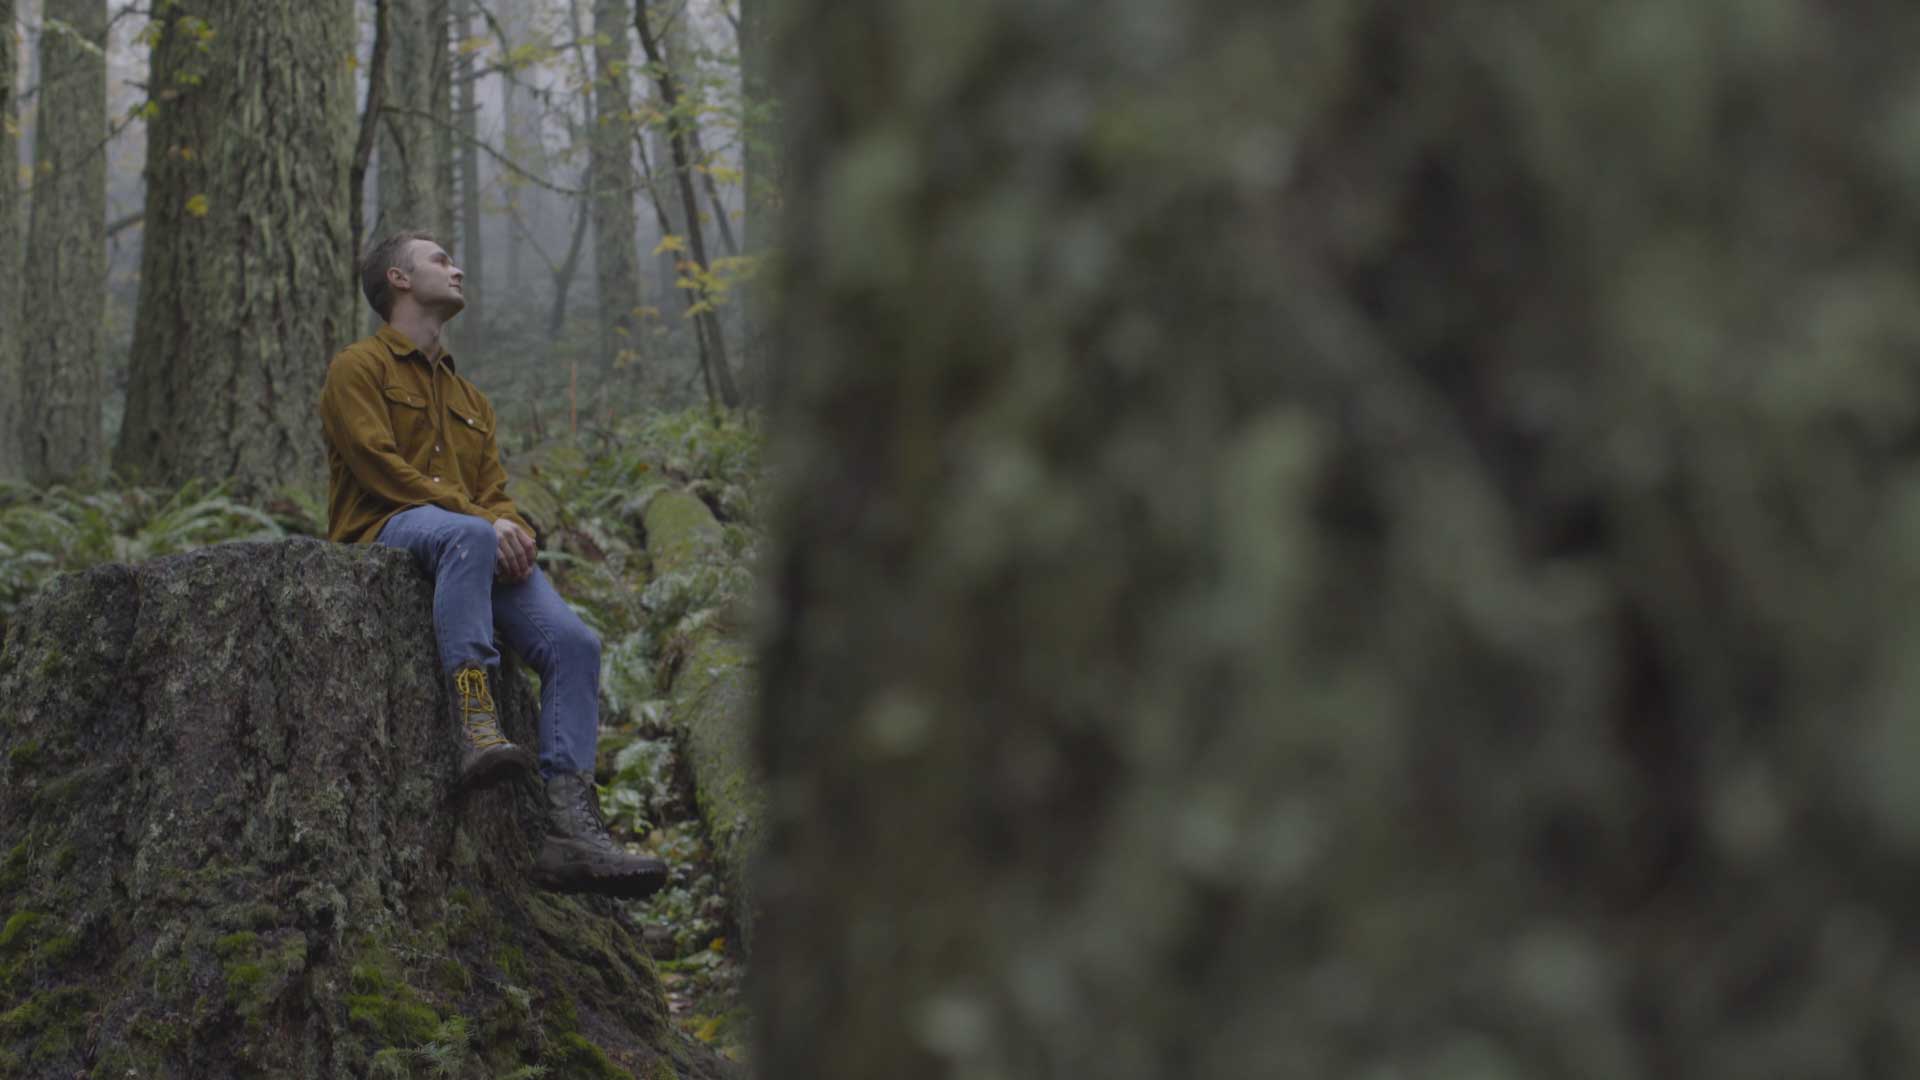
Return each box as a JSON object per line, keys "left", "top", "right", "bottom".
{"left": 392, "top": 240, "right": 465, "bottom": 317}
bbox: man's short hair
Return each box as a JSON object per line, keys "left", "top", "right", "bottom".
{"left": 359, "top": 229, "right": 440, "bottom": 320}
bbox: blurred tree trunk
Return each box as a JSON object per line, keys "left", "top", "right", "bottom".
{"left": 19, "top": 0, "right": 105, "bottom": 486}
{"left": 116, "top": 0, "right": 355, "bottom": 496}
{"left": 759, "top": 2, "right": 1920, "bottom": 1078}
{"left": 587, "top": 0, "right": 641, "bottom": 396}
{"left": 0, "top": 0, "right": 18, "bottom": 481}
{"left": 376, "top": 0, "right": 448, "bottom": 237}
{"left": 455, "top": 0, "right": 483, "bottom": 339}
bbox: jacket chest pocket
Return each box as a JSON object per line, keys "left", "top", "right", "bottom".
{"left": 382, "top": 385, "right": 434, "bottom": 453}
{"left": 446, "top": 401, "right": 491, "bottom": 460}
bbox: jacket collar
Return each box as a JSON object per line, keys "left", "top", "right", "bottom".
{"left": 375, "top": 323, "right": 457, "bottom": 373}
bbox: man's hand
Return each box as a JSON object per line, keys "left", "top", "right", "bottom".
{"left": 493, "top": 518, "right": 536, "bottom": 583}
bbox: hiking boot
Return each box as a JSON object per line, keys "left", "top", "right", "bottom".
{"left": 530, "top": 771, "right": 668, "bottom": 899}
{"left": 453, "top": 665, "right": 535, "bottom": 790}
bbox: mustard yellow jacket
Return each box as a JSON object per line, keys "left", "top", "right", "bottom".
{"left": 318, "top": 325, "right": 533, "bottom": 544}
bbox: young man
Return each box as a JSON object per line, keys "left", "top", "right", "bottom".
{"left": 319, "top": 229, "right": 664, "bottom": 899}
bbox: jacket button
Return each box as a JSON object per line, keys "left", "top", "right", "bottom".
{"left": 435, "top": 444, "right": 443, "bottom": 453}
{"left": 467, "top": 418, "right": 475, "bottom": 426}
{"left": 433, "top": 477, "right": 441, "bottom": 483}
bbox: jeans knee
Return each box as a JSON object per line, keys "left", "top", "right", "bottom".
{"left": 559, "top": 623, "right": 600, "bottom": 667}
{"left": 444, "top": 516, "right": 498, "bottom": 563}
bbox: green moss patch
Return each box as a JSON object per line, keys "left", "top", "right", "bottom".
{"left": 0, "top": 912, "right": 44, "bottom": 953}
{"left": 550, "top": 1032, "right": 635, "bottom": 1079}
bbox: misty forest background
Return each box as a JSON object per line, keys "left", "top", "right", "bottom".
{"left": 1, "top": 0, "right": 767, "bottom": 488}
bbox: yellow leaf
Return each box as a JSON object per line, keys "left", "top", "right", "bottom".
{"left": 694, "top": 1016, "right": 723, "bottom": 1043}
{"left": 652, "top": 234, "right": 687, "bottom": 256}
{"left": 709, "top": 937, "right": 726, "bottom": 953}
{"left": 185, "top": 194, "right": 210, "bottom": 218}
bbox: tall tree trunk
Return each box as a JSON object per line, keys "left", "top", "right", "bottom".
{"left": 736, "top": 0, "right": 773, "bottom": 396}
{"left": 375, "top": 0, "right": 448, "bottom": 238}
{"left": 589, "top": 0, "right": 642, "bottom": 391}
{"left": 0, "top": 0, "right": 19, "bottom": 481}
{"left": 19, "top": 0, "right": 105, "bottom": 486}
{"left": 115, "top": 0, "right": 357, "bottom": 496}
{"left": 760, "top": 1, "right": 1920, "bottom": 1078}
{"left": 646, "top": 13, "right": 686, "bottom": 318}
{"left": 636, "top": 1, "right": 737, "bottom": 407}
{"left": 546, "top": 186, "right": 592, "bottom": 340}
{"left": 348, "top": 0, "right": 391, "bottom": 264}
{"left": 429, "top": 0, "right": 454, "bottom": 243}
{"left": 455, "top": 0, "right": 483, "bottom": 340}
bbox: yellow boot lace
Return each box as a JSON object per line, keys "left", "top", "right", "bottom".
{"left": 455, "top": 668, "right": 507, "bottom": 749}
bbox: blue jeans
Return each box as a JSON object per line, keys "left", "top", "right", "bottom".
{"left": 377, "top": 505, "right": 599, "bottom": 777}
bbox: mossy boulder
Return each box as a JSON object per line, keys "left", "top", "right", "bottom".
{"left": 0, "top": 538, "right": 736, "bottom": 1078}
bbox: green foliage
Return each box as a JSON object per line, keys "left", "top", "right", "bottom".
{"left": 0, "top": 479, "right": 301, "bottom": 628}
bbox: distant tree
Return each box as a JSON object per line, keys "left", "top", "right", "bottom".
{"left": 455, "top": 0, "right": 484, "bottom": 337}
{"left": 736, "top": 0, "right": 775, "bottom": 392}
{"left": 637, "top": 0, "right": 736, "bottom": 407}
{"left": 589, "top": 0, "right": 643, "bottom": 393}
{"left": 348, "top": 0, "right": 391, "bottom": 262}
{"left": 116, "top": 0, "right": 356, "bottom": 495}
{"left": 0, "top": 0, "right": 18, "bottom": 481}
{"left": 19, "top": 0, "right": 106, "bottom": 485}
{"left": 376, "top": 0, "right": 449, "bottom": 240}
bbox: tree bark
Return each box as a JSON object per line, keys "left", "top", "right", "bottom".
{"left": 375, "top": 0, "right": 449, "bottom": 239}
{"left": 589, "top": 0, "right": 643, "bottom": 389}
{"left": 759, "top": 1, "right": 1920, "bottom": 1078}
{"left": 636, "top": 2, "right": 737, "bottom": 407}
{"left": 18, "top": 0, "right": 106, "bottom": 487}
{"left": 115, "top": 0, "right": 357, "bottom": 497}
{"left": 0, "top": 0, "right": 20, "bottom": 481}
{"left": 0, "top": 539, "right": 739, "bottom": 1077}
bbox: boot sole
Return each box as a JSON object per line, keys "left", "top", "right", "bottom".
{"left": 460, "top": 745, "right": 538, "bottom": 791}
{"left": 530, "top": 863, "right": 669, "bottom": 900}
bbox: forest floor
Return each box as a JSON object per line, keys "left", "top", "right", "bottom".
{"left": 611, "top": 723, "right": 750, "bottom": 1062}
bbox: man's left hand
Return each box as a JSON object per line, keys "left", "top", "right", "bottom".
{"left": 494, "top": 518, "right": 536, "bottom": 583}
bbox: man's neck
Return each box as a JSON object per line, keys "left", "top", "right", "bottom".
{"left": 387, "top": 308, "right": 447, "bottom": 363}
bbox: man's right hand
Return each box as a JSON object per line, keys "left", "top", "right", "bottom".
{"left": 493, "top": 518, "right": 536, "bottom": 583}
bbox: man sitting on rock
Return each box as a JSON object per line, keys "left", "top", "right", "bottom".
{"left": 318, "top": 229, "right": 665, "bottom": 900}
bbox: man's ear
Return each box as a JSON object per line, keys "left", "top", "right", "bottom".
{"left": 387, "top": 265, "right": 410, "bottom": 294}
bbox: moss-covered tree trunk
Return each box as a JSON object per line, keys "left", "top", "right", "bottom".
{"left": 759, "top": 1, "right": 1920, "bottom": 1077}
{"left": 376, "top": 0, "right": 449, "bottom": 240}
{"left": 0, "top": 0, "right": 19, "bottom": 481}
{"left": 18, "top": 0, "right": 105, "bottom": 487}
{"left": 0, "top": 539, "right": 736, "bottom": 1078}
{"left": 636, "top": 488, "right": 759, "bottom": 952}
{"left": 591, "top": 0, "right": 643, "bottom": 391}
{"left": 115, "top": 0, "right": 356, "bottom": 497}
